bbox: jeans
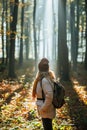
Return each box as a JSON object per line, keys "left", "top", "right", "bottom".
{"left": 42, "top": 118, "right": 53, "bottom": 130}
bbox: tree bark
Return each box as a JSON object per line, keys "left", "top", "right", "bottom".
{"left": 19, "top": 0, "right": 24, "bottom": 66}
{"left": 85, "top": 0, "right": 87, "bottom": 69}
{"left": 58, "top": 0, "right": 70, "bottom": 81}
{"left": 33, "top": 0, "right": 37, "bottom": 71}
{"left": 8, "top": 0, "right": 19, "bottom": 78}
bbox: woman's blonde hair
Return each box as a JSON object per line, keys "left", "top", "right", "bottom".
{"left": 32, "top": 70, "right": 55, "bottom": 98}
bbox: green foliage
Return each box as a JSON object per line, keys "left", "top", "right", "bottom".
{"left": 28, "top": 119, "right": 43, "bottom": 130}
{"left": 53, "top": 118, "right": 75, "bottom": 130}
{"left": 28, "top": 109, "right": 37, "bottom": 120}
{"left": 53, "top": 119, "right": 59, "bottom": 130}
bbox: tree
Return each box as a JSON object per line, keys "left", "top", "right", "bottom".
{"left": 25, "top": 22, "right": 29, "bottom": 60}
{"left": 33, "top": 0, "right": 37, "bottom": 71}
{"left": 70, "top": 1, "right": 79, "bottom": 70}
{"left": 75, "top": 0, "right": 79, "bottom": 66}
{"left": 58, "top": 0, "right": 69, "bottom": 81}
{"left": 1, "top": 0, "right": 5, "bottom": 64}
{"left": 52, "top": 0, "right": 57, "bottom": 60}
{"left": 8, "top": 0, "right": 19, "bottom": 78}
{"left": 85, "top": 0, "right": 87, "bottom": 70}
{"left": 6, "top": 0, "right": 9, "bottom": 64}
{"left": 19, "top": 0, "right": 24, "bottom": 65}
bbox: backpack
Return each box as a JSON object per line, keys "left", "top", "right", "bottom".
{"left": 40, "top": 79, "right": 65, "bottom": 108}
{"left": 52, "top": 81, "right": 65, "bottom": 108}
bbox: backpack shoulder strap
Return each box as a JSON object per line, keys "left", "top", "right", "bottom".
{"left": 39, "top": 78, "right": 45, "bottom": 101}
{"left": 46, "top": 77, "right": 54, "bottom": 90}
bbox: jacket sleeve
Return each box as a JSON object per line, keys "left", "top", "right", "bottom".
{"left": 40, "top": 78, "right": 53, "bottom": 111}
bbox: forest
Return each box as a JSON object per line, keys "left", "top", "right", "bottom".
{"left": 0, "top": 0, "right": 87, "bottom": 130}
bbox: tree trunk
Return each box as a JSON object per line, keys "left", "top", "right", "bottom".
{"left": 1, "top": 0, "right": 5, "bottom": 64}
{"left": 85, "top": 0, "right": 87, "bottom": 69}
{"left": 25, "top": 22, "right": 29, "bottom": 60}
{"left": 19, "top": 0, "right": 24, "bottom": 65}
{"left": 58, "top": 0, "right": 69, "bottom": 81}
{"left": 6, "top": 0, "right": 9, "bottom": 64}
{"left": 33, "top": 0, "right": 37, "bottom": 71}
{"left": 8, "top": 0, "right": 19, "bottom": 78}
{"left": 70, "top": 1, "right": 78, "bottom": 70}
{"left": 52, "top": 0, "right": 56, "bottom": 60}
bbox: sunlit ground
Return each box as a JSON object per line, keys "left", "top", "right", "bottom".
{"left": 73, "top": 81, "right": 87, "bottom": 105}
{"left": 0, "top": 64, "right": 87, "bottom": 130}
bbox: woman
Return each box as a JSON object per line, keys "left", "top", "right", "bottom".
{"left": 32, "top": 58, "right": 56, "bottom": 130}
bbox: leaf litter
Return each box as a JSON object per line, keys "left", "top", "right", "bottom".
{"left": 0, "top": 64, "right": 87, "bottom": 130}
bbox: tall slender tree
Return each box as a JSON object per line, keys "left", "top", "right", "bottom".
{"left": 33, "top": 0, "right": 37, "bottom": 71}
{"left": 70, "top": 1, "right": 79, "bottom": 70}
{"left": 1, "top": 0, "right": 5, "bottom": 64}
{"left": 8, "top": 0, "right": 19, "bottom": 78}
{"left": 19, "top": 0, "right": 24, "bottom": 65}
{"left": 6, "top": 0, "right": 9, "bottom": 64}
{"left": 85, "top": 0, "right": 87, "bottom": 70}
{"left": 70, "top": 1, "right": 76, "bottom": 69}
{"left": 58, "top": 0, "right": 69, "bottom": 80}
{"left": 25, "top": 21, "right": 29, "bottom": 60}
{"left": 75, "top": 0, "right": 79, "bottom": 67}
{"left": 52, "top": 0, "right": 57, "bottom": 60}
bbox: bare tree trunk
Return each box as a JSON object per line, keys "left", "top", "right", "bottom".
{"left": 6, "top": 0, "right": 9, "bottom": 64}
{"left": 85, "top": 0, "right": 87, "bottom": 70}
{"left": 52, "top": 0, "right": 56, "bottom": 60}
{"left": 1, "top": 0, "right": 5, "bottom": 64}
{"left": 33, "top": 0, "right": 37, "bottom": 71}
{"left": 25, "top": 22, "right": 29, "bottom": 60}
{"left": 58, "top": 0, "right": 69, "bottom": 81}
{"left": 70, "top": 1, "right": 78, "bottom": 70}
{"left": 19, "top": 0, "right": 24, "bottom": 65}
{"left": 8, "top": 0, "right": 19, "bottom": 78}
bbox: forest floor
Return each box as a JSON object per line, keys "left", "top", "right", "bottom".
{"left": 0, "top": 60, "right": 87, "bottom": 130}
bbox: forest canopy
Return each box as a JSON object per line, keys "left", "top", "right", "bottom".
{"left": 0, "top": 0, "right": 87, "bottom": 80}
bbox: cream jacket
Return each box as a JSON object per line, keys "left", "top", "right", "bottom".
{"left": 36, "top": 77, "right": 56, "bottom": 119}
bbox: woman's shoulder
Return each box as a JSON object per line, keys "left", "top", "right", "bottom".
{"left": 42, "top": 77, "right": 51, "bottom": 85}
{"left": 42, "top": 77, "right": 48, "bottom": 83}
{"left": 49, "top": 70, "right": 56, "bottom": 79}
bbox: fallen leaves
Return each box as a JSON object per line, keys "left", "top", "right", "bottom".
{"left": 0, "top": 65, "right": 87, "bottom": 130}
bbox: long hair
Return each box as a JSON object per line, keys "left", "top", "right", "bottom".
{"left": 32, "top": 70, "right": 55, "bottom": 98}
